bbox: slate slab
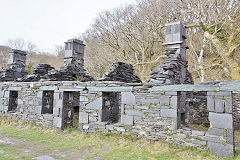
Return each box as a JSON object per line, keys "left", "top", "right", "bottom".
{"left": 161, "top": 109, "right": 177, "bottom": 118}
{"left": 121, "top": 92, "right": 135, "bottom": 105}
{"left": 79, "top": 112, "right": 89, "bottom": 123}
{"left": 208, "top": 112, "right": 233, "bottom": 129}
{"left": 121, "top": 115, "right": 134, "bottom": 125}
{"left": 208, "top": 141, "right": 234, "bottom": 158}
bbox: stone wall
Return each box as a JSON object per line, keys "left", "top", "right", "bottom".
{"left": 0, "top": 81, "right": 239, "bottom": 158}
{"left": 233, "top": 92, "right": 240, "bottom": 129}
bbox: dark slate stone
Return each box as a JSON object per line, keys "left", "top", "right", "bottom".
{"left": 121, "top": 115, "right": 134, "bottom": 125}
{"left": 208, "top": 112, "right": 233, "bottom": 129}
{"left": 121, "top": 92, "right": 135, "bottom": 105}
{"left": 208, "top": 141, "right": 234, "bottom": 158}
{"left": 161, "top": 109, "right": 177, "bottom": 118}
{"left": 207, "top": 128, "right": 224, "bottom": 136}
{"left": 85, "top": 97, "right": 102, "bottom": 110}
{"left": 215, "top": 97, "right": 224, "bottom": 113}
{"left": 207, "top": 96, "right": 215, "bottom": 112}
{"left": 98, "top": 62, "right": 141, "bottom": 83}
{"left": 79, "top": 112, "right": 89, "bottom": 123}
{"left": 53, "top": 117, "right": 62, "bottom": 129}
{"left": 226, "top": 129, "right": 234, "bottom": 144}
{"left": 224, "top": 96, "right": 233, "bottom": 113}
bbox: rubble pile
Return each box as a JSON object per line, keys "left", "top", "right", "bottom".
{"left": 99, "top": 62, "right": 141, "bottom": 83}
{"left": 33, "top": 64, "right": 55, "bottom": 76}
{"left": 45, "top": 65, "right": 94, "bottom": 81}
{"left": 21, "top": 64, "right": 94, "bottom": 82}
{"left": 147, "top": 54, "right": 193, "bottom": 85}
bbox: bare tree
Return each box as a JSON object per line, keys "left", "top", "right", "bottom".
{"left": 54, "top": 45, "right": 65, "bottom": 58}
{"left": 179, "top": 0, "right": 240, "bottom": 80}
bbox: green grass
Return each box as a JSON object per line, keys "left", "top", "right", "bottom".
{"left": 0, "top": 119, "right": 239, "bottom": 160}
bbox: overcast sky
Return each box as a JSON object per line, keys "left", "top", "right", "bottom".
{"left": 0, "top": 0, "right": 135, "bottom": 53}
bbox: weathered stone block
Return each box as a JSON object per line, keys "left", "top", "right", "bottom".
{"left": 215, "top": 98, "right": 224, "bottom": 113}
{"left": 209, "top": 112, "right": 233, "bottom": 129}
{"left": 125, "top": 109, "right": 143, "bottom": 116}
{"left": 164, "top": 91, "right": 178, "bottom": 96}
{"left": 136, "top": 98, "right": 159, "bottom": 104}
{"left": 83, "top": 125, "right": 90, "bottom": 130}
{"left": 121, "top": 92, "right": 135, "bottom": 105}
{"left": 8, "top": 87, "right": 21, "bottom": 91}
{"left": 207, "top": 92, "right": 231, "bottom": 97}
{"left": 39, "top": 86, "right": 58, "bottom": 91}
{"left": 106, "top": 125, "right": 114, "bottom": 130}
{"left": 85, "top": 97, "right": 102, "bottom": 110}
{"left": 116, "top": 127, "right": 125, "bottom": 132}
{"left": 53, "top": 117, "right": 62, "bottom": 129}
{"left": 18, "top": 99, "right": 23, "bottom": 105}
{"left": 191, "top": 130, "right": 205, "bottom": 136}
{"left": 208, "top": 141, "right": 234, "bottom": 158}
{"left": 35, "top": 106, "right": 42, "bottom": 114}
{"left": 170, "top": 96, "right": 178, "bottom": 109}
{"left": 121, "top": 115, "right": 133, "bottom": 125}
{"left": 80, "top": 96, "right": 88, "bottom": 102}
{"left": 224, "top": 97, "right": 233, "bottom": 113}
{"left": 53, "top": 107, "right": 60, "bottom": 116}
{"left": 4, "top": 91, "right": 9, "bottom": 98}
{"left": 43, "top": 114, "right": 53, "bottom": 120}
{"left": 0, "top": 101, "right": 3, "bottom": 111}
{"left": 53, "top": 93, "right": 60, "bottom": 100}
{"left": 79, "top": 112, "right": 89, "bottom": 123}
{"left": 226, "top": 129, "right": 234, "bottom": 144}
{"left": 172, "top": 133, "right": 186, "bottom": 139}
{"left": 134, "top": 116, "right": 141, "bottom": 121}
{"left": 207, "top": 128, "right": 224, "bottom": 136}
{"left": 160, "top": 109, "right": 177, "bottom": 118}
{"left": 89, "top": 117, "right": 97, "bottom": 122}
{"left": 202, "top": 134, "right": 224, "bottom": 143}
{"left": 0, "top": 91, "right": 4, "bottom": 98}
{"left": 159, "top": 96, "right": 170, "bottom": 106}
{"left": 3, "top": 106, "right": 8, "bottom": 112}
{"left": 207, "top": 95, "right": 215, "bottom": 111}
{"left": 88, "top": 86, "right": 133, "bottom": 92}
{"left": 36, "top": 91, "right": 43, "bottom": 98}
{"left": 54, "top": 100, "right": 63, "bottom": 108}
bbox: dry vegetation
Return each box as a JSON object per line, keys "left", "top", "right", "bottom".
{"left": 1, "top": 118, "right": 236, "bottom": 160}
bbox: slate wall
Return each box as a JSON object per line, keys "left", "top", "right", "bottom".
{"left": 0, "top": 81, "right": 239, "bottom": 158}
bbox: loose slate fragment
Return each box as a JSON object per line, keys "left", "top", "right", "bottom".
{"left": 98, "top": 62, "right": 141, "bottom": 83}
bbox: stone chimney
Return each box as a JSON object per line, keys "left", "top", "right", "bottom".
{"left": 8, "top": 49, "right": 27, "bottom": 71}
{"left": 64, "top": 39, "right": 85, "bottom": 68}
{"left": 0, "top": 49, "right": 27, "bottom": 82}
{"left": 163, "top": 21, "right": 187, "bottom": 60}
{"left": 147, "top": 21, "right": 193, "bottom": 85}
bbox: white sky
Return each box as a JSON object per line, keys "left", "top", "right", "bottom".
{"left": 0, "top": 0, "right": 135, "bottom": 53}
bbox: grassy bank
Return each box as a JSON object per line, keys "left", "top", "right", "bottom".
{"left": 0, "top": 119, "right": 238, "bottom": 160}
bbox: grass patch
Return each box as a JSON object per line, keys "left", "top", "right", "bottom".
{"left": 0, "top": 118, "right": 239, "bottom": 159}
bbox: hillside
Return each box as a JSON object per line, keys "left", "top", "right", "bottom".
{"left": 0, "top": 45, "right": 63, "bottom": 73}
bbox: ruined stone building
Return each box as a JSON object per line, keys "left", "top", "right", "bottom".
{"left": 0, "top": 22, "right": 239, "bottom": 158}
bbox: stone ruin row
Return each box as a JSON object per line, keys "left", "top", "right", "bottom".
{"left": 0, "top": 22, "right": 193, "bottom": 84}
{"left": 0, "top": 22, "right": 239, "bottom": 158}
